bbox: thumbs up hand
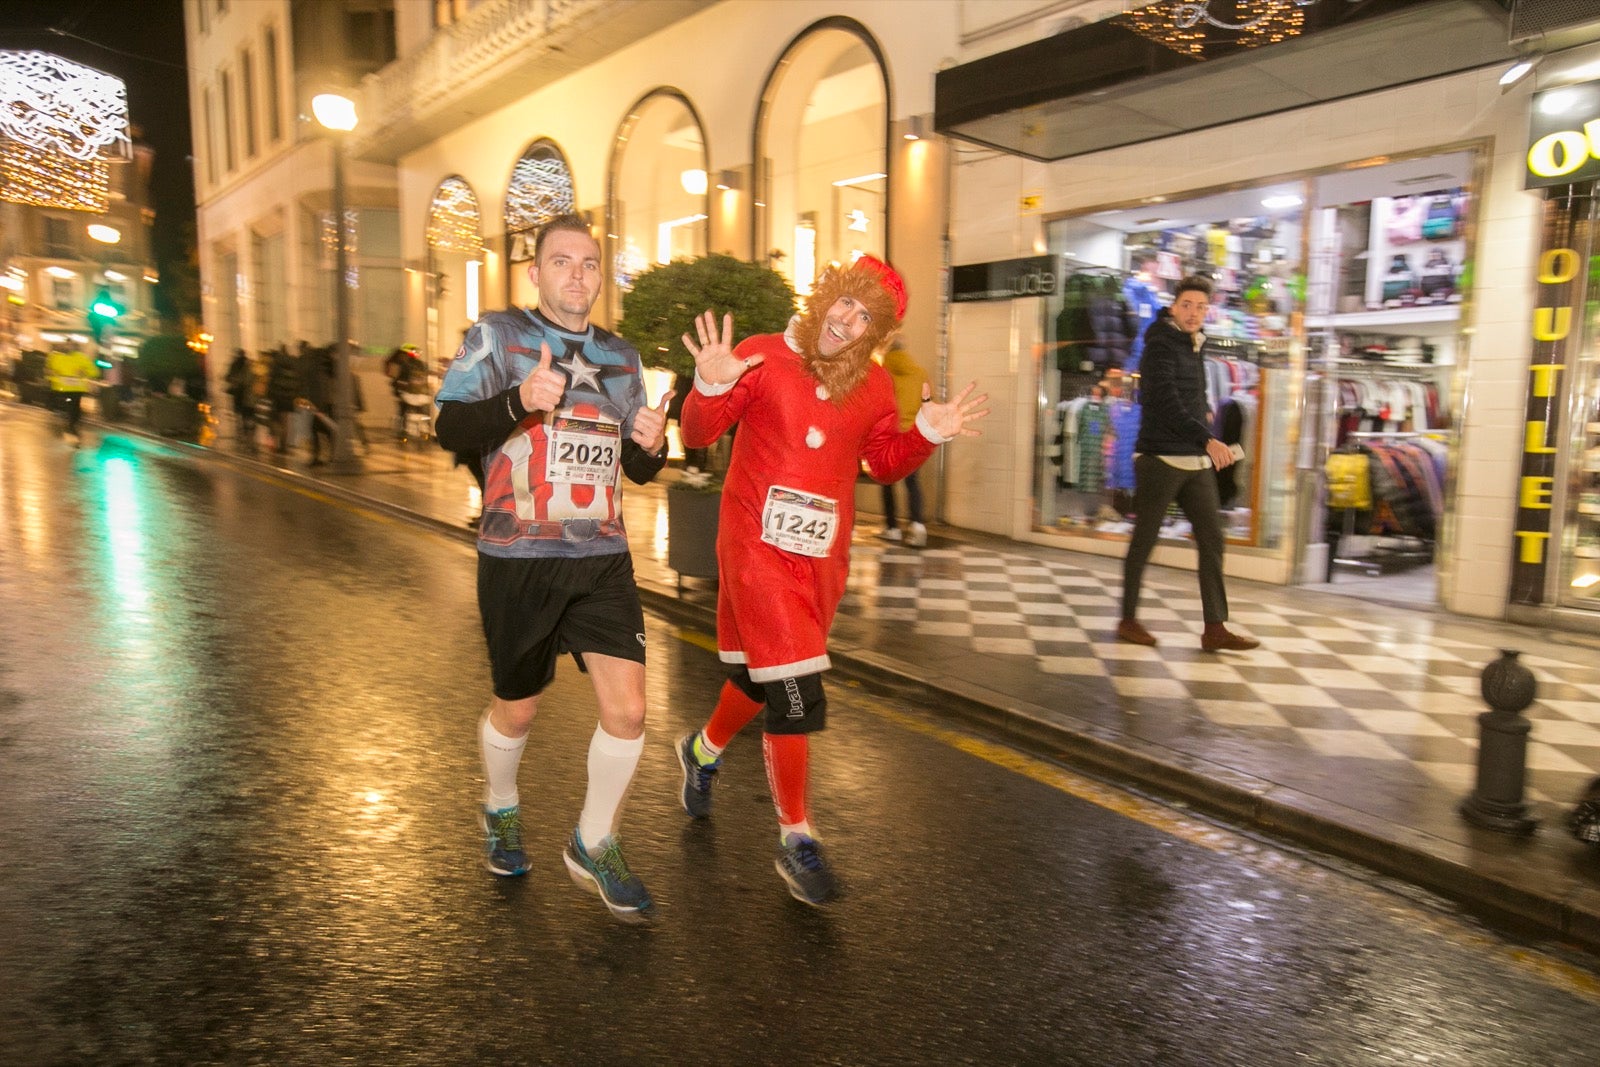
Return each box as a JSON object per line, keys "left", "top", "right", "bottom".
{"left": 519, "top": 341, "right": 566, "bottom": 414}
{"left": 631, "top": 388, "right": 674, "bottom": 455}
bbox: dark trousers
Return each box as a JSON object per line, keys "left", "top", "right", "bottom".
{"left": 55, "top": 392, "right": 84, "bottom": 434}
{"left": 1121, "top": 454, "right": 1228, "bottom": 624}
{"left": 880, "top": 470, "right": 924, "bottom": 529}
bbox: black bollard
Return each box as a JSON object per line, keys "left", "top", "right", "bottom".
{"left": 1460, "top": 649, "right": 1540, "bottom": 835}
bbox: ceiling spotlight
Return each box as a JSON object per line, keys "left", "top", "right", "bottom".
{"left": 1261, "top": 194, "right": 1302, "bottom": 210}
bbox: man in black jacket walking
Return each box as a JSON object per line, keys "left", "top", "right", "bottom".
{"left": 1117, "top": 275, "right": 1260, "bottom": 653}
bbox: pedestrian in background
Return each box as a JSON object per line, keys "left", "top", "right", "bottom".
{"left": 225, "top": 348, "right": 254, "bottom": 447}
{"left": 46, "top": 342, "right": 99, "bottom": 443}
{"left": 674, "top": 256, "right": 988, "bottom": 905}
{"left": 879, "top": 333, "right": 930, "bottom": 548}
{"left": 1117, "top": 275, "right": 1260, "bottom": 653}
{"left": 266, "top": 345, "right": 301, "bottom": 454}
{"left": 434, "top": 213, "right": 671, "bottom": 923}
{"left": 299, "top": 343, "right": 335, "bottom": 466}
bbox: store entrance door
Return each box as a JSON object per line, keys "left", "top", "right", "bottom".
{"left": 1300, "top": 150, "right": 1477, "bottom": 611}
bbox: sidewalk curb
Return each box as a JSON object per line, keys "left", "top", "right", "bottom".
{"left": 636, "top": 565, "right": 1600, "bottom": 952}
{"left": 142, "top": 418, "right": 1600, "bottom": 954}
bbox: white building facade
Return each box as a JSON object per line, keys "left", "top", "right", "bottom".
{"left": 187, "top": 0, "right": 1600, "bottom": 631}
{"left": 184, "top": 0, "right": 405, "bottom": 371}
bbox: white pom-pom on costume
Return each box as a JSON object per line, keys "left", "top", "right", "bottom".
{"left": 815, "top": 384, "right": 829, "bottom": 401}
{"left": 806, "top": 427, "right": 825, "bottom": 449}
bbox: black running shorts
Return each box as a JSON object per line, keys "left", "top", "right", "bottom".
{"left": 477, "top": 551, "right": 647, "bottom": 701}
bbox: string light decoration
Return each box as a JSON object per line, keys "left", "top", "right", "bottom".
{"left": 505, "top": 144, "right": 575, "bottom": 237}
{"left": 0, "top": 51, "right": 128, "bottom": 211}
{"left": 1, "top": 139, "right": 109, "bottom": 211}
{"left": 427, "top": 177, "right": 485, "bottom": 254}
{"left": 1118, "top": 0, "right": 1314, "bottom": 57}
{"left": 320, "top": 208, "right": 359, "bottom": 289}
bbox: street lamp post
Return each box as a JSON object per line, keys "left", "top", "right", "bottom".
{"left": 312, "top": 92, "right": 363, "bottom": 474}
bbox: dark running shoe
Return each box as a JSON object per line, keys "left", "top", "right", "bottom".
{"left": 563, "top": 829, "right": 654, "bottom": 923}
{"left": 675, "top": 732, "right": 720, "bottom": 819}
{"left": 482, "top": 806, "right": 530, "bottom": 876}
{"left": 775, "top": 834, "right": 839, "bottom": 906}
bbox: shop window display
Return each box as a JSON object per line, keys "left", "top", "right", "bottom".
{"left": 1039, "top": 189, "right": 1302, "bottom": 549}
{"left": 1035, "top": 150, "right": 1477, "bottom": 601}
{"left": 1304, "top": 152, "right": 1474, "bottom": 586}
{"left": 1561, "top": 231, "right": 1600, "bottom": 608}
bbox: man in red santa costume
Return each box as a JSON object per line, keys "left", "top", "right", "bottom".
{"left": 674, "top": 255, "right": 989, "bottom": 905}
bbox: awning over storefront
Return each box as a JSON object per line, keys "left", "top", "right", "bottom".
{"left": 934, "top": 0, "right": 1516, "bottom": 162}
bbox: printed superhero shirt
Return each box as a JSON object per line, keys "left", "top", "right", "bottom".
{"left": 436, "top": 307, "right": 649, "bottom": 559}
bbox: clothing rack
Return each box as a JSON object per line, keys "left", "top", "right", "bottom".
{"left": 1329, "top": 359, "right": 1446, "bottom": 378}
{"left": 1349, "top": 430, "right": 1442, "bottom": 439}
{"left": 1327, "top": 432, "right": 1442, "bottom": 577}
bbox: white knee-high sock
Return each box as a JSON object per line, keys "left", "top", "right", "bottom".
{"left": 480, "top": 713, "right": 527, "bottom": 811}
{"left": 577, "top": 724, "right": 644, "bottom": 852}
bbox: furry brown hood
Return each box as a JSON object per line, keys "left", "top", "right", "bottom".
{"left": 791, "top": 257, "right": 906, "bottom": 403}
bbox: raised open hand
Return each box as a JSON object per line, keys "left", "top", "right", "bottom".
{"left": 921, "top": 381, "right": 990, "bottom": 441}
{"left": 519, "top": 341, "right": 566, "bottom": 414}
{"left": 631, "top": 388, "right": 673, "bottom": 455}
{"left": 682, "top": 310, "right": 762, "bottom": 386}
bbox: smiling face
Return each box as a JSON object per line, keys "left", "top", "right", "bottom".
{"left": 817, "top": 296, "right": 873, "bottom": 356}
{"left": 529, "top": 227, "right": 602, "bottom": 330}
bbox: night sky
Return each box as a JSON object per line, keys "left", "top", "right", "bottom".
{"left": 0, "top": 0, "right": 194, "bottom": 305}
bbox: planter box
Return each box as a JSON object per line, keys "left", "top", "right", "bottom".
{"left": 667, "top": 487, "right": 721, "bottom": 581}
{"left": 146, "top": 394, "right": 201, "bottom": 439}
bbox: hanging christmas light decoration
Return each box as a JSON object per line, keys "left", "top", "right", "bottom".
{"left": 0, "top": 51, "right": 129, "bottom": 212}
{"left": 427, "top": 177, "right": 485, "bottom": 255}
{"left": 505, "top": 144, "right": 575, "bottom": 236}
{"left": 1, "top": 140, "right": 110, "bottom": 211}
{"left": 320, "top": 208, "right": 359, "bottom": 289}
{"left": 1118, "top": 0, "right": 1315, "bottom": 58}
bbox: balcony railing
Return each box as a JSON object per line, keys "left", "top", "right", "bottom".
{"left": 353, "top": 0, "right": 710, "bottom": 162}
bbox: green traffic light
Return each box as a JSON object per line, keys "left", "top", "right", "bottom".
{"left": 91, "top": 300, "right": 120, "bottom": 318}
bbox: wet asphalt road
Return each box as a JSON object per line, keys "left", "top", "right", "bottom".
{"left": 4, "top": 409, "right": 1600, "bottom": 1067}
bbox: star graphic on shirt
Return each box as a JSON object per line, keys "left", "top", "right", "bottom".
{"left": 559, "top": 351, "right": 603, "bottom": 390}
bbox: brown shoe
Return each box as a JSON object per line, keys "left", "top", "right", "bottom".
{"left": 1201, "top": 624, "right": 1260, "bottom": 652}
{"left": 1116, "top": 619, "right": 1158, "bottom": 646}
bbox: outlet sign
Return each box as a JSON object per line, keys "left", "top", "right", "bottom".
{"left": 1526, "top": 80, "right": 1600, "bottom": 189}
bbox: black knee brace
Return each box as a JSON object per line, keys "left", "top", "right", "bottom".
{"left": 761, "top": 672, "right": 827, "bottom": 735}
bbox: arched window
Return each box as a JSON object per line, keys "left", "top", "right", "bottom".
{"left": 504, "top": 140, "right": 576, "bottom": 309}
{"left": 755, "top": 20, "right": 889, "bottom": 298}
{"left": 608, "top": 89, "right": 709, "bottom": 322}
{"left": 425, "top": 176, "right": 485, "bottom": 361}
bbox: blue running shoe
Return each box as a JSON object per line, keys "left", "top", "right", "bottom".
{"left": 563, "top": 829, "right": 654, "bottom": 923}
{"left": 775, "top": 834, "right": 839, "bottom": 906}
{"left": 483, "top": 806, "right": 530, "bottom": 876}
{"left": 675, "top": 732, "right": 719, "bottom": 819}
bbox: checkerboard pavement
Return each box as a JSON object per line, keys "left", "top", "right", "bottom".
{"left": 840, "top": 541, "right": 1600, "bottom": 809}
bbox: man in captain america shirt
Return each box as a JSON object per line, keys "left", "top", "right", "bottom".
{"left": 672, "top": 255, "right": 989, "bottom": 905}
{"left": 435, "top": 213, "right": 671, "bottom": 923}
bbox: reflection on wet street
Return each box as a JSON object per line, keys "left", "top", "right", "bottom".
{"left": 3, "top": 409, "right": 1600, "bottom": 1066}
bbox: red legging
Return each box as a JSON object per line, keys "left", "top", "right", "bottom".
{"left": 703, "top": 679, "right": 811, "bottom": 830}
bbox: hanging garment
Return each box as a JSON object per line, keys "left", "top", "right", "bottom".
{"left": 1326, "top": 451, "right": 1373, "bottom": 510}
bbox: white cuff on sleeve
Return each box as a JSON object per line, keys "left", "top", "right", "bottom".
{"left": 916, "top": 407, "right": 951, "bottom": 444}
{"left": 693, "top": 370, "right": 736, "bottom": 396}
